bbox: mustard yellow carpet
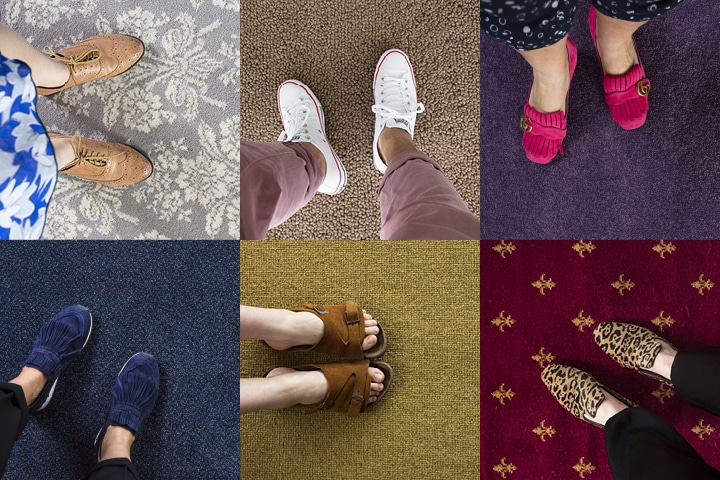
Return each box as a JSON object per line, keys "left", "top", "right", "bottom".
{"left": 240, "top": 241, "right": 479, "bottom": 479}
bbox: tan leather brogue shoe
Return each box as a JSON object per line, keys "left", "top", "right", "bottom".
{"left": 49, "top": 133, "right": 152, "bottom": 186}
{"left": 37, "top": 34, "right": 144, "bottom": 96}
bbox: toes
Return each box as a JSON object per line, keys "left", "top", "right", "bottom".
{"left": 362, "top": 310, "right": 374, "bottom": 321}
{"left": 364, "top": 318, "right": 378, "bottom": 328}
{"left": 362, "top": 334, "right": 378, "bottom": 351}
{"left": 369, "top": 367, "right": 384, "bottom": 383}
{"left": 370, "top": 381, "right": 384, "bottom": 392}
{"left": 364, "top": 324, "right": 379, "bottom": 335}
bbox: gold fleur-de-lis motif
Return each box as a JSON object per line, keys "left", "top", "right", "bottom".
{"left": 651, "top": 311, "right": 675, "bottom": 332}
{"left": 692, "top": 419, "right": 716, "bottom": 440}
{"left": 652, "top": 240, "right": 676, "bottom": 259}
{"left": 492, "top": 240, "right": 516, "bottom": 259}
{"left": 491, "top": 311, "right": 516, "bottom": 332}
{"left": 492, "top": 384, "right": 515, "bottom": 405}
{"left": 532, "top": 274, "right": 556, "bottom": 295}
{"left": 572, "top": 240, "right": 596, "bottom": 258}
{"left": 573, "top": 457, "right": 596, "bottom": 479}
{"left": 652, "top": 382, "right": 675, "bottom": 405}
{"left": 492, "top": 458, "right": 517, "bottom": 478}
{"left": 692, "top": 275, "right": 714, "bottom": 296}
{"left": 532, "top": 420, "right": 556, "bottom": 442}
{"left": 611, "top": 274, "right": 635, "bottom": 296}
{"left": 572, "top": 310, "right": 595, "bottom": 332}
{"left": 531, "top": 347, "right": 556, "bottom": 368}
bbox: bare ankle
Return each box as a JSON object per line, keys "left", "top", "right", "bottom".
{"left": 9, "top": 367, "right": 48, "bottom": 406}
{"left": 377, "top": 127, "right": 416, "bottom": 166}
{"left": 100, "top": 425, "right": 135, "bottom": 462}
{"left": 299, "top": 142, "right": 327, "bottom": 178}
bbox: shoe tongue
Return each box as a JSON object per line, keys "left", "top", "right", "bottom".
{"left": 384, "top": 117, "right": 411, "bottom": 133}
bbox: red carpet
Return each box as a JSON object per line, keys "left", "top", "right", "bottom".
{"left": 481, "top": 241, "right": 720, "bottom": 479}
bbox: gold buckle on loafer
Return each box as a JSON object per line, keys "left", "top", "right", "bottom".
{"left": 520, "top": 115, "right": 533, "bottom": 133}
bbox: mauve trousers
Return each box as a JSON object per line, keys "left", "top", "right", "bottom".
{"left": 240, "top": 140, "right": 480, "bottom": 239}
{"left": 0, "top": 383, "right": 140, "bottom": 480}
{"left": 604, "top": 347, "right": 720, "bottom": 480}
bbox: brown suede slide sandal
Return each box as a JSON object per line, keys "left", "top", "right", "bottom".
{"left": 263, "top": 301, "right": 388, "bottom": 359}
{"left": 264, "top": 360, "right": 393, "bottom": 417}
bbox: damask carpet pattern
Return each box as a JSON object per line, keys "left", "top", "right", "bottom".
{"left": 240, "top": 241, "right": 479, "bottom": 479}
{"left": 2, "top": 0, "right": 239, "bottom": 239}
{"left": 481, "top": 241, "right": 720, "bottom": 480}
{"left": 480, "top": 0, "right": 720, "bottom": 239}
{"left": 241, "top": 1, "right": 480, "bottom": 239}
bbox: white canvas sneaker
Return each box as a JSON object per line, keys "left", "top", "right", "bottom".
{"left": 371, "top": 49, "right": 425, "bottom": 173}
{"left": 277, "top": 80, "right": 347, "bottom": 195}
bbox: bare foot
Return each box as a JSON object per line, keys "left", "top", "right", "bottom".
{"left": 264, "top": 309, "right": 380, "bottom": 353}
{"left": 265, "top": 366, "right": 385, "bottom": 404}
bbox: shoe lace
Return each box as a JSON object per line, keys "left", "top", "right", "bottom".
{"left": 43, "top": 46, "right": 102, "bottom": 75}
{"left": 63, "top": 134, "right": 120, "bottom": 170}
{"left": 277, "top": 99, "right": 323, "bottom": 143}
{"left": 372, "top": 75, "right": 425, "bottom": 121}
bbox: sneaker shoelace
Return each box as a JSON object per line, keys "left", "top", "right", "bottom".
{"left": 61, "top": 134, "right": 121, "bottom": 171}
{"left": 277, "top": 99, "right": 326, "bottom": 145}
{"left": 372, "top": 75, "right": 425, "bottom": 126}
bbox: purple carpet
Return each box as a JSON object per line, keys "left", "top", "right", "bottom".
{"left": 481, "top": 240, "right": 720, "bottom": 479}
{"left": 480, "top": 0, "right": 720, "bottom": 239}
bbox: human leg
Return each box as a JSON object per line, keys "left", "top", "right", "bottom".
{"left": 0, "top": 23, "right": 70, "bottom": 88}
{"left": 239, "top": 140, "right": 324, "bottom": 239}
{"left": 481, "top": 1, "right": 579, "bottom": 162}
{"left": 0, "top": 306, "right": 92, "bottom": 476}
{"left": 594, "top": 322, "right": 720, "bottom": 415}
{"left": 90, "top": 353, "right": 159, "bottom": 480}
{"left": 371, "top": 50, "right": 479, "bottom": 239}
{"left": 590, "top": 0, "right": 684, "bottom": 129}
{"left": 605, "top": 408, "right": 720, "bottom": 480}
{"left": 239, "top": 303, "right": 381, "bottom": 356}
{"left": 0, "top": 383, "right": 30, "bottom": 476}
{"left": 541, "top": 364, "right": 720, "bottom": 480}
{"left": 240, "top": 360, "right": 389, "bottom": 416}
{"left": 0, "top": 23, "right": 143, "bottom": 95}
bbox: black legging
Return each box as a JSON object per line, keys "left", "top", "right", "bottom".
{"left": 604, "top": 347, "right": 720, "bottom": 480}
{"left": 0, "top": 383, "right": 139, "bottom": 480}
{"left": 480, "top": 0, "right": 684, "bottom": 50}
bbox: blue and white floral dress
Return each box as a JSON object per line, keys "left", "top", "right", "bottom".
{"left": 0, "top": 54, "right": 56, "bottom": 239}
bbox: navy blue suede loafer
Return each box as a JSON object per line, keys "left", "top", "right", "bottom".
{"left": 94, "top": 352, "right": 160, "bottom": 461}
{"left": 24, "top": 305, "right": 93, "bottom": 412}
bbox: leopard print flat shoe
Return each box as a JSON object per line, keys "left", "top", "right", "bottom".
{"left": 541, "top": 364, "right": 636, "bottom": 428}
{"left": 593, "top": 322, "right": 677, "bottom": 385}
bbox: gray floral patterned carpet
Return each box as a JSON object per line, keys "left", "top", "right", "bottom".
{"left": 2, "top": 0, "right": 239, "bottom": 239}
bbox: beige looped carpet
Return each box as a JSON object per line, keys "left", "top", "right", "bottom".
{"left": 241, "top": 241, "right": 480, "bottom": 479}
{"left": 241, "top": 1, "right": 480, "bottom": 239}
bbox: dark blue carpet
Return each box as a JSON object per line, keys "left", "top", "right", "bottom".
{"left": 0, "top": 242, "right": 239, "bottom": 480}
{"left": 481, "top": 0, "right": 720, "bottom": 238}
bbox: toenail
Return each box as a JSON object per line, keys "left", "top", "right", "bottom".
{"left": 374, "top": 373, "right": 383, "bottom": 381}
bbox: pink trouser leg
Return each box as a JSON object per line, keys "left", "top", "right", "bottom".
{"left": 377, "top": 152, "right": 480, "bottom": 240}
{"left": 240, "top": 140, "right": 322, "bottom": 239}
